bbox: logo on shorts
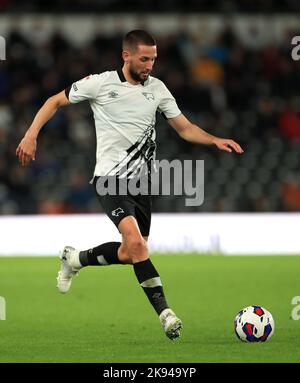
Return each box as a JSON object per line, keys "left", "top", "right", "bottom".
{"left": 111, "top": 207, "right": 124, "bottom": 217}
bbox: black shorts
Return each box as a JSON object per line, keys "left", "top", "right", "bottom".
{"left": 93, "top": 176, "right": 152, "bottom": 237}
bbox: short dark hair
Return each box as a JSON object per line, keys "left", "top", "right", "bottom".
{"left": 123, "top": 30, "right": 156, "bottom": 52}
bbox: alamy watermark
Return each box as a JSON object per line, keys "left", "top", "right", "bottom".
{"left": 0, "top": 36, "right": 6, "bottom": 61}
{"left": 95, "top": 159, "right": 204, "bottom": 207}
{"left": 291, "top": 36, "right": 300, "bottom": 61}
{"left": 0, "top": 296, "right": 6, "bottom": 320}
{"left": 291, "top": 296, "right": 300, "bottom": 320}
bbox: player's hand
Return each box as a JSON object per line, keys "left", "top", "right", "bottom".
{"left": 213, "top": 138, "right": 244, "bottom": 154}
{"left": 16, "top": 134, "right": 37, "bottom": 166}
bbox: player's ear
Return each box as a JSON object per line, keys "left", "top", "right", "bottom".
{"left": 122, "top": 50, "right": 130, "bottom": 63}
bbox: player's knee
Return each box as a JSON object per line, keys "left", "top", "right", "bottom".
{"left": 128, "top": 237, "right": 148, "bottom": 260}
{"left": 129, "top": 237, "right": 147, "bottom": 253}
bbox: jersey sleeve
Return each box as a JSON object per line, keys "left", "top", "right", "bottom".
{"left": 157, "top": 81, "right": 181, "bottom": 119}
{"left": 65, "top": 73, "right": 104, "bottom": 103}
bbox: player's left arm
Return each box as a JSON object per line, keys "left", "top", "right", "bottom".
{"left": 168, "top": 113, "right": 244, "bottom": 154}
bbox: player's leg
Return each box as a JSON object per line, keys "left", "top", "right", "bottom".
{"left": 78, "top": 241, "right": 132, "bottom": 266}
{"left": 55, "top": 218, "right": 141, "bottom": 294}
{"left": 56, "top": 182, "right": 136, "bottom": 293}
{"left": 65, "top": 229, "right": 144, "bottom": 271}
{"left": 118, "top": 216, "right": 182, "bottom": 340}
{"left": 56, "top": 240, "right": 133, "bottom": 293}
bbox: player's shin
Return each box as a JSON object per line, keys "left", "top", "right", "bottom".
{"left": 133, "top": 258, "right": 168, "bottom": 315}
{"left": 79, "top": 242, "right": 125, "bottom": 266}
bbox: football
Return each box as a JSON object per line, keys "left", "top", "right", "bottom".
{"left": 234, "top": 305, "right": 275, "bottom": 342}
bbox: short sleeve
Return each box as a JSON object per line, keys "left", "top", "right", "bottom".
{"left": 157, "top": 82, "right": 181, "bottom": 119}
{"left": 65, "top": 73, "right": 104, "bottom": 104}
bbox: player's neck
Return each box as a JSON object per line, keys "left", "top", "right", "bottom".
{"left": 122, "top": 66, "right": 141, "bottom": 86}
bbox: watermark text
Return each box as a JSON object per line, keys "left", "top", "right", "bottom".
{"left": 0, "top": 36, "right": 6, "bottom": 61}
{"left": 0, "top": 296, "right": 6, "bottom": 320}
{"left": 291, "top": 36, "right": 300, "bottom": 61}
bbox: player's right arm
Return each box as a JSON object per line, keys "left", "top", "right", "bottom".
{"left": 16, "top": 90, "right": 70, "bottom": 166}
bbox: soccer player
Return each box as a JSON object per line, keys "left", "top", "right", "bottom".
{"left": 16, "top": 30, "right": 243, "bottom": 340}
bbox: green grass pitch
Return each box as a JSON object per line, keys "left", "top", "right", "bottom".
{"left": 0, "top": 254, "right": 300, "bottom": 363}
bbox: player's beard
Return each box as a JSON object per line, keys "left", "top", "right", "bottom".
{"left": 129, "top": 65, "right": 149, "bottom": 83}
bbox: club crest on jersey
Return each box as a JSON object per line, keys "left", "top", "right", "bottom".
{"left": 142, "top": 92, "right": 155, "bottom": 101}
{"left": 111, "top": 207, "right": 124, "bottom": 217}
{"left": 108, "top": 91, "right": 119, "bottom": 99}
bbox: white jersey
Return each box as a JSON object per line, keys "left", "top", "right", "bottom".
{"left": 66, "top": 69, "right": 181, "bottom": 179}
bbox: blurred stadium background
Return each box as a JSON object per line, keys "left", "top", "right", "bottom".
{"left": 1, "top": 1, "right": 300, "bottom": 217}
{"left": 1, "top": 0, "right": 300, "bottom": 365}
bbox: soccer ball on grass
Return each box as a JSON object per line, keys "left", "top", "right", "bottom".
{"left": 234, "top": 305, "right": 275, "bottom": 342}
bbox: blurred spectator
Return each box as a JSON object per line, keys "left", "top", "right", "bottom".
{"left": 63, "top": 171, "right": 95, "bottom": 213}
{"left": 281, "top": 179, "right": 300, "bottom": 211}
{"left": 254, "top": 97, "right": 278, "bottom": 139}
{"left": 279, "top": 97, "right": 300, "bottom": 140}
{"left": 192, "top": 56, "right": 224, "bottom": 86}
